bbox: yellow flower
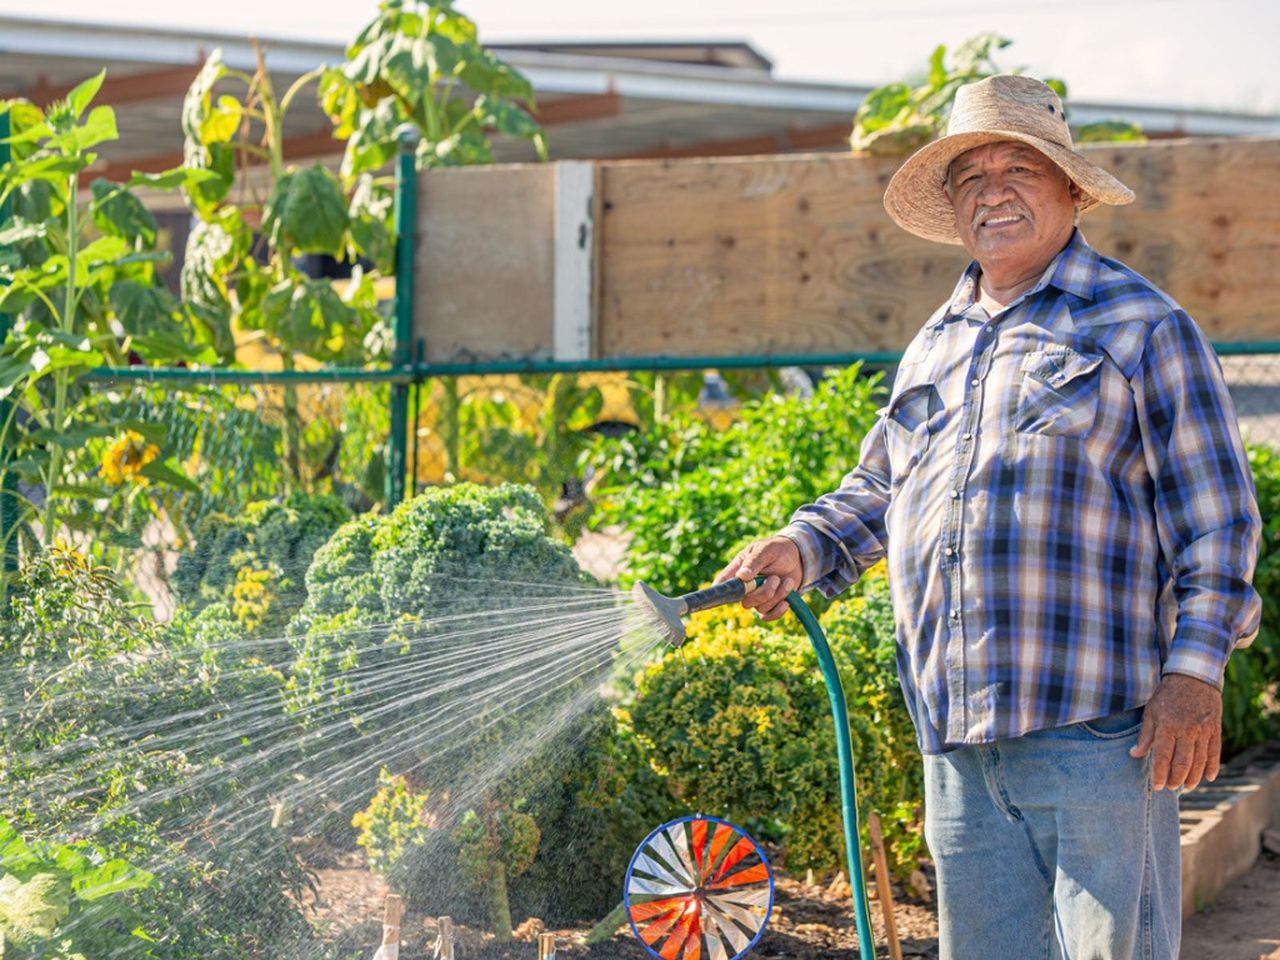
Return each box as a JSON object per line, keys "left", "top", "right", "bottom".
{"left": 232, "top": 565, "right": 274, "bottom": 632}
{"left": 101, "top": 431, "right": 160, "bottom": 486}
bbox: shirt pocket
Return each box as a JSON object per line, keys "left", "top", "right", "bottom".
{"left": 885, "top": 381, "right": 944, "bottom": 486}
{"left": 1014, "top": 347, "right": 1105, "bottom": 438}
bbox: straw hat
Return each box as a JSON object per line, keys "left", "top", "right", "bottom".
{"left": 882, "top": 74, "right": 1135, "bottom": 245}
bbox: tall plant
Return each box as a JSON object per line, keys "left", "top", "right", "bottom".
{"left": 0, "top": 76, "right": 208, "bottom": 559}
{"left": 178, "top": 45, "right": 390, "bottom": 485}
{"left": 848, "top": 34, "right": 1141, "bottom": 155}
{"left": 319, "top": 0, "right": 549, "bottom": 184}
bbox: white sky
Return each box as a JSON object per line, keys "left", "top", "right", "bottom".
{"left": 4, "top": 0, "right": 1277, "bottom": 113}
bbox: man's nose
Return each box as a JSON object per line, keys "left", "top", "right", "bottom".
{"left": 975, "top": 172, "right": 1017, "bottom": 206}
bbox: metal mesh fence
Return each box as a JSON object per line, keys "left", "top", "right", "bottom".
{"left": 58, "top": 349, "right": 1280, "bottom": 619}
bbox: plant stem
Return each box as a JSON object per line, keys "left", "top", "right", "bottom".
{"left": 489, "top": 859, "right": 513, "bottom": 942}
{"left": 43, "top": 170, "right": 79, "bottom": 545}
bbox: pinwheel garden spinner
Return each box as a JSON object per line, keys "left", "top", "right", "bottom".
{"left": 624, "top": 815, "right": 775, "bottom": 960}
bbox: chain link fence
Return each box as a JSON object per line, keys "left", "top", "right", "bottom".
{"left": 65, "top": 348, "right": 1280, "bottom": 619}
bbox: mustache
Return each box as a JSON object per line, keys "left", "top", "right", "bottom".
{"left": 972, "top": 204, "right": 1032, "bottom": 229}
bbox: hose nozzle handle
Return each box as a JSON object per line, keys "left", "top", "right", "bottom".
{"left": 678, "top": 577, "right": 752, "bottom": 615}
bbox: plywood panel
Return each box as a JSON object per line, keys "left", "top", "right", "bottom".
{"left": 414, "top": 164, "right": 556, "bottom": 363}
{"left": 414, "top": 138, "right": 1280, "bottom": 363}
{"left": 597, "top": 137, "right": 1280, "bottom": 357}
{"left": 596, "top": 151, "right": 966, "bottom": 357}
{"left": 1078, "top": 138, "right": 1280, "bottom": 342}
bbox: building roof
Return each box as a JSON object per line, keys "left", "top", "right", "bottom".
{"left": 4, "top": 13, "right": 1279, "bottom": 206}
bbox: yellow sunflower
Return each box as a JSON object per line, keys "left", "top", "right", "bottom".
{"left": 101, "top": 430, "right": 161, "bottom": 486}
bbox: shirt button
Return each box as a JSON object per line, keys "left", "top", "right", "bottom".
{"left": 951, "top": 489, "right": 961, "bottom": 498}
{"left": 944, "top": 547, "right": 955, "bottom": 556}
{"left": 962, "top": 432, "right": 973, "bottom": 440}
{"left": 949, "top": 609, "right": 959, "bottom": 619}
{"left": 970, "top": 378, "right": 980, "bottom": 387}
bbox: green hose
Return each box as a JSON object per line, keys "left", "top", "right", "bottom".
{"left": 780, "top": 584, "right": 877, "bottom": 958}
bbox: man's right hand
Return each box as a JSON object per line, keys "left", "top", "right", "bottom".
{"left": 713, "top": 535, "right": 804, "bottom": 621}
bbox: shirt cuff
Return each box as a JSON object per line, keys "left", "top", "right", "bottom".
{"left": 778, "top": 523, "right": 822, "bottom": 592}
{"left": 1162, "top": 617, "right": 1235, "bottom": 689}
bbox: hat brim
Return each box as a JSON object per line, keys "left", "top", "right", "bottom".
{"left": 882, "top": 130, "right": 1136, "bottom": 245}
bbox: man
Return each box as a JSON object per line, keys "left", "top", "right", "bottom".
{"left": 715, "top": 74, "right": 1261, "bottom": 959}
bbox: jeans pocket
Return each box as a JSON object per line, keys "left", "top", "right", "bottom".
{"left": 1014, "top": 348, "right": 1103, "bottom": 438}
{"left": 885, "top": 381, "right": 943, "bottom": 486}
{"left": 1079, "top": 706, "right": 1145, "bottom": 739}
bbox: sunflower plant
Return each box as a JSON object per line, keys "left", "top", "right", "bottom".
{"left": 0, "top": 74, "right": 207, "bottom": 570}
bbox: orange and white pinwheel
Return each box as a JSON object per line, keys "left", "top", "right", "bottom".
{"left": 625, "top": 816, "right": 774, "bottom": 960}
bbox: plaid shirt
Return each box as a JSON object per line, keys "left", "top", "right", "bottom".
{"left": 782, "top": 228, "right": 1262, "bottom": 754}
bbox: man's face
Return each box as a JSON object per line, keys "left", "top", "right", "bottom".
{"left": 945, "top": 141, "right": 1080, "bottom": 273}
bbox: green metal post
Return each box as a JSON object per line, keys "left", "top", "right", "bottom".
{"left": 0, "top": 109, "right": 18, "bottom": 576}
{"left": 387, "top": 127, "right": 420, "bottom": 507}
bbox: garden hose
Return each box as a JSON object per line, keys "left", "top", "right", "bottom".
{"left": 631, "top": 577, "right": 878, "bottom": 958}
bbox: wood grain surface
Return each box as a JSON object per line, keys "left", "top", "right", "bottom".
{"left": 415, "top": 138, "right": 1280, "bottom": 362}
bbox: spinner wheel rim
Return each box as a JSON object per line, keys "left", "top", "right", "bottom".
{"left": 624, "top": 815, "right": 774, "bottom": 960}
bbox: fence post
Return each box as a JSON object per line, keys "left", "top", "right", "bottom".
{"left": 387, "top": 126, "right": 420, "bottom": 507}
{"left": 0, "top": 108, "right": 18, "bottom": 578}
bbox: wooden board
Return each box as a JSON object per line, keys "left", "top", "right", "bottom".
{"left": 415, "top": 164, "right": 556, "bottom": 363}
{"left": 415, "top": 138, "right": 1280, "bottom": 363}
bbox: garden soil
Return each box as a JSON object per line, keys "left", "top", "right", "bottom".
{"left": 302, "top": 845, "right": 1280, "bottom": 960}
{"left": 299, "top": 843, "right": 941, "bottom": 960}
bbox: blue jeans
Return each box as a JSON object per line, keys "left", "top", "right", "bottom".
{"left": 923, "top": 707, "right": 1181, "bottom": 960}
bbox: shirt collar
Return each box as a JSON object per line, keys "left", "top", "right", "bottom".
{"left": 929, "top": 228, "right": 1099, "bottom": 330}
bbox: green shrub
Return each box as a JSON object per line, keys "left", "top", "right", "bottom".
{"left": 291, "top": 482, "right": 598, "bottom": 939}
{"left": 587, "top": 363, "right": 885, "bottom": 591}
{"left": 172, "top": 491, "right": 350, "bottom": 632}
{"left": 1225, "top": 444, "right": 1280, "bottom": 754}
{"left": 616, "top": 563, "right": 925, "bottom": 880}
{"left": 0, "top": 545, "right": 321, "bottom": 958}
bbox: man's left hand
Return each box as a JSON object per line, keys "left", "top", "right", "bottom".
{"left": 1130, "top": 673, "right": 1223, "bottom": 791}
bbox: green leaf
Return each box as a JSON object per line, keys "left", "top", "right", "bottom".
{"left": 109, "top": 279, "right": 178, "bottom": 333}
{"left": 341, "top": 97, "right": 403, "bottom": 180}
{"left": 927, "top": 44, "right": 947, "bottom": 89}
{"left": 0, "top": 345, "right": 39, "bottom": 399}
{"left": 73, "top": 859, "right": 154, "bottom": 901}
{"left": 128, "top": 166, "right": 222, "bottom": 191}
{"left": 66, "top": 69, "right": 107, "bottom": 121}
{"left": 0, "top": 101, "right": 52, "bottom": 155}
{"left": 347, "top": 174, "right": 393, "bottom": 270}
{"left": 181, "top": 217, "right": 236, "bottom": 313}
{"left": 54, "top": 104, "right": 118, "bottom": 152}
{"left": 29, "top": 423, "right": 113, "bottom": 448}
{"left": 1076, "top": 120, "right": 1146, "bottom": 143}
{"left": 89, "top": 179, "right": 157, "bottom": 246}
{"left": 269, "top": 164, "right": 349, "bottom": 256}
{"left": 320, "top": 67, "right": 361, "bottom": 140}
{"left": 472, "top": 95, "right": 541, "bottom": 140}
{"left": 0, "top": 153, "right": 87, "bottom": 192}
{"left": 460, "top": 48, "right": 533, "bottom": 101}
{"left": 138, "top": 457, "right": 201, "bottom": 494}
{"left": 76, "top": 235, "right": 131, "bottom": 269}
{"left": 1044, "top": 77, "right": 1069, "bottom": 100}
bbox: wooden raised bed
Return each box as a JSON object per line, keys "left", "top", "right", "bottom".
{"left": 413, "top": 137, "right": 1280, "bottom": 364}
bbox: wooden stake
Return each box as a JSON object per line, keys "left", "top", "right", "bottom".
{"left": 867, "top": 811, "right": 904, "bottom": 960}
{"left": 383, "top": 895, "right": 403, "bottom": 954}
{"left": 538, "top": 932, "right": 557, "bottom": 959}
{"left": 436, "top": 916, "right": 455, "bottom": 960}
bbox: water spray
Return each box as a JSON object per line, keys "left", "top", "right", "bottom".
{"left": 629, "top": 576, "right": 878, "bottom": 960}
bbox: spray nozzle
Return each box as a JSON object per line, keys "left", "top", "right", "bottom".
{"left": 631, "top": 578, "right": 756, "bottom": 647}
